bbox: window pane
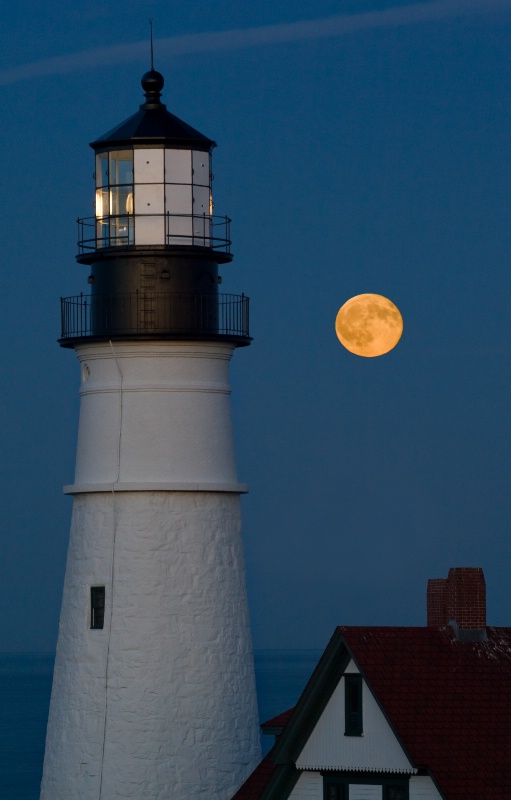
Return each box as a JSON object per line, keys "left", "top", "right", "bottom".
{"left": 192, "top": 150, "right": 210, "bottom": 187}
{"left": 109, "top": 150, "right": 133, "bottom": 186}
{"left": 91, "top": 586, "right": 105, "bottom": 629}
{"left": 349, "top": 682, "right": 360, "bottom": 712}
{"left": 345, "top": 675, "right": 363, "bottom": 735}
{"left": 165, "top": 148, "right": 192, "bottom": 184}
{"left": 110, "top": 217, "right": 134, "bottom": 246}
{"left": 111, "top": 186, "right": 133, "bottom": 216}
{"left": 386, "top": 787, "right": 406, "bottom": 800}
{"left": 96, "top": 153, "right": 109, "bottom": 188}
{"left": 95, "top": 188, "right": 109, "bottom": 218}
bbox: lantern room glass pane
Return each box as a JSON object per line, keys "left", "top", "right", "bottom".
{"left": 94, "top": 150, "right": 134, "bottom": 246}
{"left": 193, "top": 185, "right": 210, "bottom": 215}
{"left": 134, "top": 148, "right": 164, "bottom": 183}
{"left": 109, "top": 150, "right": 133, "bottom": 186}
{"left": 110, "top": 216, "right": 133, "bottom": 246}
{"left": 96, "top": 153, "right": 109, "bottom": 188}
{"left": 165, "top": 149, "right": 192, "bottom": 185}
{"left": 192, "top": 150, "right": 210, "bottom": 187}
{"left": 95, "top": 188, "right": 109, "bottom": 219}
{"left": 111, "top": 185, "right": 134, "bottom": 216}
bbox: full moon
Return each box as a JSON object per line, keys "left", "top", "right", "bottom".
{"left": 335, "top": 294, "right": 403, "bottom": 357}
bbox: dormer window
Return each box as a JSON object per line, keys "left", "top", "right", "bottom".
{"left": 344, "top": 674, "right": 363, "bottom": 736}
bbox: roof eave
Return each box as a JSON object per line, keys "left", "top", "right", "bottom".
{"left": 89, "top": 105, "right": 216, "bottom": 151}
{"left": 271, "top": 629, "right": 351, "bottom": 766}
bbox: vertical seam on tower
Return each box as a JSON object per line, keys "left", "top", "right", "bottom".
{"left": 98, "top": 341, "right": 124, "bottom": 800}
{"left": 109, "top": 339, "right": 124, "bottom": 485}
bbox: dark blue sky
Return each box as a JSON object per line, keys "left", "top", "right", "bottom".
{"left": 1, "top": 0, "right": 510, "bottom": 651}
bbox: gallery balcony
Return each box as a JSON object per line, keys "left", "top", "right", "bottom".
{"left": 76, "top": 213, "right": 232, "bottom": 259}
{"left": 59, "top": 291, "right": 251, "bottom": 347}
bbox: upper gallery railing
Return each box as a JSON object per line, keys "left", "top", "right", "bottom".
{"left": 60, "top": 291, "right": 250, "bottom": 344}
{"left": 77, "top": 213, "right": 231, "bottom": 254}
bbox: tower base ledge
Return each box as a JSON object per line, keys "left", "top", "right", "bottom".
{"left": 63, "top": 480, "right": 248, "bottom": 494}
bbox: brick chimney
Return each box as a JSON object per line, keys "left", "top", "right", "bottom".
{"left": 427, "top": 568, "right": 486, "bottom": 629}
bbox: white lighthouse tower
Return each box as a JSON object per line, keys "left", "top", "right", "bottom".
{"left": 41, "top": 69, "right": 261, "bottom": 799}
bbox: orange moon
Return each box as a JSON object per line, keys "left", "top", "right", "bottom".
{"left": 335, "top": 294, "right": 403, "bottom": 357}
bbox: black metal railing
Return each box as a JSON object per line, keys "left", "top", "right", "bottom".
{"left": 60, "top": 292, "right": 249, "bottom": 342}
{"left": 77, "top": 213, "right": 231, "bottom": 254}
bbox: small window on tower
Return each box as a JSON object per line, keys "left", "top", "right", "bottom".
{"left": 90, "top": 587, "right": 105, "bottom": 629}
{"left": 344, "top": 674, "right": 363, "bottom": 735}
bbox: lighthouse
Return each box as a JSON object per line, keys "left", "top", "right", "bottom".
{"left": 40, "top": 69, "right": 261, "bottom": 799}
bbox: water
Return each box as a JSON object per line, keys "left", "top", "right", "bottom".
{"left": 254, "top": 649, "right": 322, "bottom": 754}
{"left": 0, "top": 654, "right": 55, "bottom": 800}
{"left": 0, "top": 650, "right": 320, "bottom": 799}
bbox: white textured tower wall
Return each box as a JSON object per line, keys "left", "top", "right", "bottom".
{"left": 41, "top": 342, "right": 261, "bottom": 800}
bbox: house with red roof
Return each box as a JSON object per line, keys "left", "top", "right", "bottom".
{"left": 233, "top": 568, "right": 511, "bottom": 800}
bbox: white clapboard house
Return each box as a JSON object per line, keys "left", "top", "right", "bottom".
{"left": 233, "top": 568, "right": 511, "bottom": 800}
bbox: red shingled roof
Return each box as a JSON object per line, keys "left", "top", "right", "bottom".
{"left": 231, "top": 752, "right": 277, "bottom": 800}
{"left": 233, "top": 625, "right": 511, "bottom": 800}
{"left": 261, "top": 708, "right": 295, "bottom": 731}
{"left": 340, "top": 625, "right": 511, "bottom": 800}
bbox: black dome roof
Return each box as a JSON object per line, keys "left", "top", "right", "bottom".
{"left": 90, "top": 70, "right": 215, "bottom": 152}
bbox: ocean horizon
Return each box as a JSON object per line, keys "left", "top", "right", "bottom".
{"left": 0, "top": 649, "right": 321, "bottom": 799}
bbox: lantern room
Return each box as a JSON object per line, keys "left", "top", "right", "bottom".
{"left": 78, "top": 69, "right": 228, "bottom": 255}
{"left": 94, "top": 145, "right": 212, "bottom": 247}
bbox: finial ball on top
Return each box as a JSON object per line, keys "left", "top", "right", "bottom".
{"left": 141, "top": 69, "right": 164, "bottom": 96}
